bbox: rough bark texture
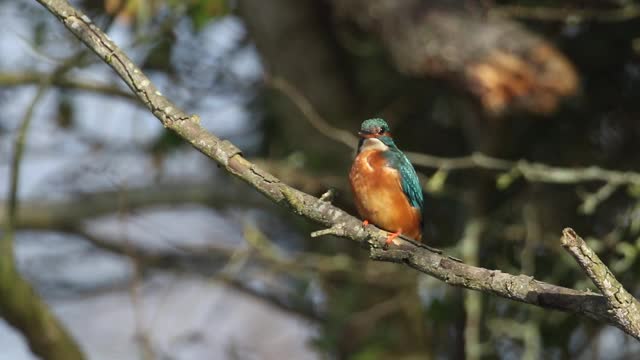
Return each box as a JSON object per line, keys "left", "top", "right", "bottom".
{"left": 33, "top": 0, "right": 640, "bottom": 341}
{"left": 561, "top": 228, "right": 640, "bottom": 339}
{"left": 332, "top": 0, "right": 579, "bottom": 116}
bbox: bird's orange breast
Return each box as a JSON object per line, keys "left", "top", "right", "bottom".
{"left": 349, "top": 149, "right": 422, "bottom": 241}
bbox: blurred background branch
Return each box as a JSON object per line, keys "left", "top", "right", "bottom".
{"left": 0, "top": 60, "right": 85, "bottom": 360}
{"left": 0, "top": 72, "right": 137, "bottom": 103}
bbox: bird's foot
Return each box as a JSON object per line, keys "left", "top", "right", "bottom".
{"left": 362, "top": 219, "right": 369, "bottom": 228}
{"left": 383, "top": 230, "right": 401, "bottom": 250}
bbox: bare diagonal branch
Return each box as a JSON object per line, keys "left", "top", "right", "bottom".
{"left": 34, "top": 0, "right": 640, "bottom": 341}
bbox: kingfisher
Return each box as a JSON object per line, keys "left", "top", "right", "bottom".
{"left": 349, "top": 118, "right": 424, "bottom": 246}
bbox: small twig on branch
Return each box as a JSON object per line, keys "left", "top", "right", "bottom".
{"left": 319, "top": 188, "right": 336, "bottom": 202}
{"left": 561, "top": 228, "right": 640, "bottom": 340}
{"left": 35, "top": 0, "right": 640, "bottom": 341}
{"left": 310, "top": 224, "right": 348, "bottom": 238}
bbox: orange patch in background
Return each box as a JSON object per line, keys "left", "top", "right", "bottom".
{"left": 465, "top": 45, "right": 578, "bottom": 116}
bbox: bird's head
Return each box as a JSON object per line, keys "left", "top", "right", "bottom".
{"left": 358, "top": 118, "right": 392, "bottom": 138}
{"left": 357, "top": 118, "right": 395, "bottom": 152}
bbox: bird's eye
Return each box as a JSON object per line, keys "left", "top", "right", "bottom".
{"left": 378, "top": 128, "right": 385, "bottom": 135}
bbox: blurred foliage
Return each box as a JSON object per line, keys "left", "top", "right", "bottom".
{"left": 180, "top": 0, "right": 229, "bottom": 30}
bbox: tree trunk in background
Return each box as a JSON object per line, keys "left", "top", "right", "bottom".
{"left": 237, "top": 0, "right": 360, "bottom": 171}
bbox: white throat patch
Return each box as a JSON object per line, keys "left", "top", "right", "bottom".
{"left": 359, "top": 138, "right": 389, "bottom": 153}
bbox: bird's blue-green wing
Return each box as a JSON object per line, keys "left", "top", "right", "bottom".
{"left": 384, "top": 149, "right": 424, "bottom": 212}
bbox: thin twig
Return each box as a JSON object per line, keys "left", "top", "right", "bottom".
{"left": 268, "top": 76, "right": 356, "bottom": 150}
{"left": 4, "top": 85, "right": 48, "bottom": 242}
